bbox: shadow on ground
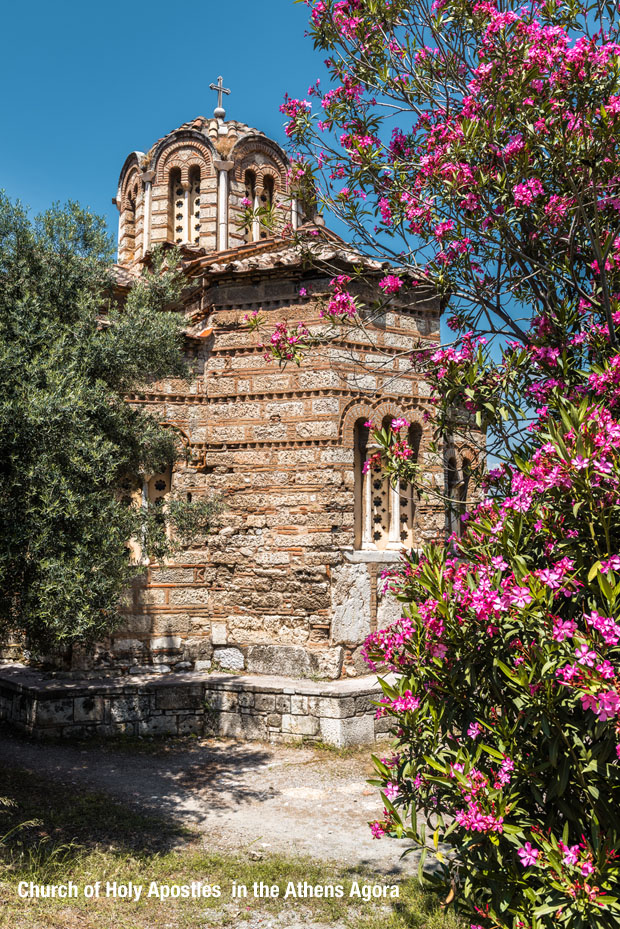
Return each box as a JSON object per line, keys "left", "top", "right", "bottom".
{"left": 0, "top": 724, "right": 421, "bottom": 875}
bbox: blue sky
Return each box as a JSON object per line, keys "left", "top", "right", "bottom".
{"left": 0, "top": 0, "right": 320, "bottom": 239}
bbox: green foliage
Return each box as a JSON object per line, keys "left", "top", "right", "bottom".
{"left": 365, "top": 394, "right": 620, "bottom": 927}
{"left": 0, "top": 195, "right": 216, "bottom": 651}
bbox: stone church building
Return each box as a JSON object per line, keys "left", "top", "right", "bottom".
{"left": 100, "top": 102, "right": 461, "bottom": 684}
{"left": 0, "top": 98, "right": 476, "bottom": 744}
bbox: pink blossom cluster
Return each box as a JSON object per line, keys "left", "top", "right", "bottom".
{"left": 320, "top": 274, "right": 357, "bottom": 319}
{"left": 379, "top": 274, "right": 403, "bottom": 294}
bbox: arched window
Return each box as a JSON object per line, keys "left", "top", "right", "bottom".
{"left": 121, "top": 182, "right": 138, "bottom": 262}
{"left": 147, "top": 468, "right": 171, "bottom": 509}
{"left": 354, "top": 417, "right": 421, "bottom": 551}
{"left": 244, "top": 170, "right": 257, "bottom": 243}
{"left": 189, "top": 166, "right": 201, "bottom": 244}
{"left": 168, "top": 168, "right": 184, "bottom": 244}
{"left": 395, "top": 423, "right": 422, "bottom": 548}
{"left": 259, "top": 175, "right": 275, "bottom": 239}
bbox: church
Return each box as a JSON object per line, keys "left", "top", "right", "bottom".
{"left": 99, "top": 86, "right": 466, "bottom": 683}
{"left": 0, "top": 89, "right": 475, "bottom": 744}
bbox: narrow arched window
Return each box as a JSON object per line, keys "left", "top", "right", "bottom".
{"left": 168, "top": 168, "right": 184, "bottom": 244}
{"left": 396, "top": 424, "right": 422, "bottom": 549}
{"left": 354, "top": 419, "right": 370, "bottom": 549}
{"left": 122, "top": 183, "right": 138, "bottom": 262}
{"left": 244, "top": 170, "right": 257, "bottom": 243}
{"left": 354, "top": 417, "right": 404, "bottom": 552}
{"left": 189, "top": 166, "right": 201, "bottom": 244}
{"left": 260, "top": 176, "right": 275, "bottom": 239}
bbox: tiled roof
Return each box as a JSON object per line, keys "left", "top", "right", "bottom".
{"left": 182, "top": 224, "right": 429, "bottom": 283}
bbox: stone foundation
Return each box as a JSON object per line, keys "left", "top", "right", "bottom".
{"left": 0, "top": 663, "right": 390, "bottom": 747}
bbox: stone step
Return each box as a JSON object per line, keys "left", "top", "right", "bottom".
{"left": 0, "top": 663, "right": 392, "bottom": 747}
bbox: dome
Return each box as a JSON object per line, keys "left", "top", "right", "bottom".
{"left": 114, "top": 116, "right": 307, "bottom": 266}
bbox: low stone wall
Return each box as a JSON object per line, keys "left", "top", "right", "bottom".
{"left": 0, "top": 663, "right": 391, "bottom": 747}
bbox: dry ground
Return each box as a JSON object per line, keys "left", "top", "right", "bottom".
{"left": 0, "top": 727, "right": 459, "bottom": 929}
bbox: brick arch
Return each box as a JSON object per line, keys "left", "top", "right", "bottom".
{"left": 340, "top": 400, "right": 376, "bottom": 447}
{"left": 232, "top": 138, "right": 288, "bottom": 187}
{"left": 340, "top": 399, "right": 425, "bottom": 446}
{"left": 155, "top": 139, "right": 214, "bottom": 185}
{"left": 116, "top": 150, "right": 145, "bottom": 205}
{"left": 120, "top": 165, "right": 141, "bottom": 211}
{"left": 446, "top": 442, "right": 479, "bottom": 472}
{"left": 160, "top": 422, "right": 192, "bottom": 453}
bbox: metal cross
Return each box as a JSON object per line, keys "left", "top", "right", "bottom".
{"left": 209, "top": 76, "right": 230, "bottom": 112}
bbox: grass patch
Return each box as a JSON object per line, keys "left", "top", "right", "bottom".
{"left": 0, "top": 765, "right": 460, "bottom": 929}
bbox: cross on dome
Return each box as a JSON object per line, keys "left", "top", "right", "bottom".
{"left": 209, "top": 76, "right": 230, "bottom": 120}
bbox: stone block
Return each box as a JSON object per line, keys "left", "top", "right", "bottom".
{"left": 374, "top": 716, "right": 392, "bottom": 734}
{"left": 316, "top": 696, "right": 356, "bottom": 719}
{"left": 217, "top": 711, "right": 243, "bottom": 738}
{"left": 245, "top": 645, "right": 343, "bottom": 681}
{"left": 195, "top": 660, "right": 212, "bottom": 671}
{"left": 150, "top": 635, "right": 182, "bottom": 651}
{"left": 183, "top": 637, "right": 213, "bottom": 659}
{"left": 275, "top": 695, "right": 290, "bottom": 713}
{"left": 178, "top": 714, "right": 204, "bottom": 736}
{"left": 74, "top": 695, "right": 104, "bottom": 723}
{"left": 149, "top": 568, "right": 196, "bottom": 584}
{"left": 290, "top": 695, "right": 309, "bottom": 715}
{"left": 35, "top": 698, "right": 73, "bottom": 727}
{"left": 138, "top": 715, "right": 179, "bottom": 736}
{"left": 109, "top": 695, "right": 152, "bottom": 723}
{"left": 116, "top": 614, "right": 152, "bottom": 636}
{"left": 152, "top": 613, "right": 192, "bottom": 635}
{"left": 113, "top": 638, "right": 145, "bottom": 654}
{"left": 282, "top": 714, "right": 320, "bottom": 736}
{"left": 156, "top": 686, "right": 203, "bottom": 711}
{"left": 213, "top": 647, "right": 245, "bottom": 671}
{"left": 265, "top": 713, "right": 282, "bottom": 728}
{"left": 237, "top": 692, "right": 254, "bottom": 708}
{"left": 207, "top": 691, "right": 238, "bottom": 711}
{"left": 168, "top": 587, "right": 211, "bottom": 606}
{"left": 211, "top": 622, "right": 227, "bottom": 645}
{"left": 239, "top": 714, "right": 267, "bottom": 740}
{"left": 254, "top": 693, "right": 275, "bottom": 712}
{"left": 354, "top": 694, "right": 379, "bottom": 716}
{"left": 319, "top": 715, "right": 375, "bottom": 748}
{"left": 330, "top": 563, "right": 372, "bottom": 647}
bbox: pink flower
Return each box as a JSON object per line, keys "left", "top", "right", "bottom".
{"left": 552, "top": 619, "right": 576, "bottom": 642}
{"left": 581, "top": 693, "right": 598, "bottom": 713}
{"left": 467, "top": 722, "right": 482, "bottom": 739}
{"left": 513, "top": 178, "right": 544, "bottom": 206}
{"left": 518, "top": 842, "right": 539, "bottom": 867}
{"left": 391, "top": 417, "right": 410, "bottom": 431}
{"left": 379, "top": 274, "right": 404, "bottom": 294}
{"left": 370, "top": 821, "right": 385, "bottom": 839}
{"left": 575, "top": 645, "right": 597, "bottom": 666}
{"left": 601, "top": 555, "right": 620, "bottom": 573}
{"left": 561, "top": 844, "right": 580, "bottom": 866}
{"left": 597, "top": 690, "right": 620, "bottom": 720}
{"left": 384, "top": 781, "right": 400, "bottom": 800}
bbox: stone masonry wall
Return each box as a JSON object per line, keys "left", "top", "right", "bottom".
{"left": 0, "top": 664, "right": 391, "bottom": 747}
{"left": 71, "top": 262, "right": 444, "bottom": 679}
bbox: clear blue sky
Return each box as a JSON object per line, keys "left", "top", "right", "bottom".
{"left": 0, "top": 0, "right": 320, "bottom": 239}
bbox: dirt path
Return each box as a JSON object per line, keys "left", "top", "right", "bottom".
{"left": 0, "top": 730, "right": 420, "bottom": 875}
